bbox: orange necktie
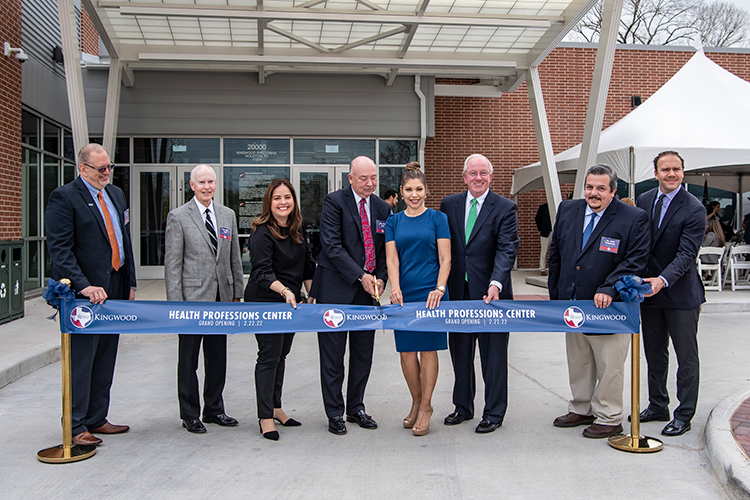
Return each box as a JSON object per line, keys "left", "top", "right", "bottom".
{"left": 98, "top": 191, "right": 121, "bottom": 271}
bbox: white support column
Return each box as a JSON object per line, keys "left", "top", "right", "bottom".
{"left": 414, "top": 75, "right": 426, "bottom": 167}
{"left": 573, "top": 0, "right": 624, "bottom": 198}
{"left": 57, "top": 0, "right": 89, "bottom": 155}
{"left": 103, "top": 57, "right": 122, "bottom": 157}
{"left": 527, "top": 66, "right": 562, "bottom": 220}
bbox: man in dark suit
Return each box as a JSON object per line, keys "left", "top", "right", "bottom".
{"left": 439, "top": 153, "right": 519, "bottom": 434}
{"left": 165, "top": 164, "right": 244, "bottom": 433}
{"left": 636, "top": 151, "right": 706, "bottom": 437}
{"left": 310, "top": 156, "right": 390, "bottom": 435}
{"left": 549, "top": 164, "right": 650, "bottom": 439}
{"left": 45, "top": 143, "right": 136, "bottom": 446}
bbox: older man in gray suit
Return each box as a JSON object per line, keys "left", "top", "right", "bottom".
{"left": 165, "top": 164, "right": 244, "bottom": 433}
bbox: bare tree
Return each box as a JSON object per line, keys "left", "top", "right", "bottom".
{"left": 568, "top": 0, "right": 749, "bottom": 46}
{"left": 695, "top": 1, "right": 750, "bottom": 47}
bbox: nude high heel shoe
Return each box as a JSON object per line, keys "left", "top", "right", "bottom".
{"left": 403, "top": 400, "right": 421, "bottom": 428}
{"left": 412, "top": 407, "right": 433, "bottom": 436}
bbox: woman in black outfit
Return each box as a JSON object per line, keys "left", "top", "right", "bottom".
{"left": 244, "top": 178, "right": 315, "bottom": 440}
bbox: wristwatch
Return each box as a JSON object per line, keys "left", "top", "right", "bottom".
{"left": 435, "top": 285, "right": 446, "bottom": 294}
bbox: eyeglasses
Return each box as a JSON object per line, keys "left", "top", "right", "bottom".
{"left": 84, "top": 163, "right": 115, "bottom": 174}
{"left": 465, "top": 171, "right": 491, "bottom": 178}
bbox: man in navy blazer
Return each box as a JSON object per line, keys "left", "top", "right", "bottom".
{"left": 636, "top": 151, "right": 706, "bottom": 437}
{"left": 439, "top": 153, "right": 519, "bottom": 434}
{"left": 310, "top": 156, "right": 390, "bottom": 435}
{"left": 549, "top": 164, "right": 650, "bottom": 439}
{"left": 45, "top": 143, "right": 136, "bottom": 447}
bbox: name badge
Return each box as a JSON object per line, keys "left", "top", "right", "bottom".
{"left": 376, "top": 220, "right": 386, "bottom": 234}
{"left": 124, "top": 208, "right": 130, "bottom": 225}
{"left": 599, "top": 237, "right": 620, "bottom": 253}
{"left": 219, "top": 226, "right": 231, "bottom": 240}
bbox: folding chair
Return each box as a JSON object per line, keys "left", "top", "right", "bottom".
{"left": 726, "top": 244, "right": 750, "bottom": 291}
{"left": 696, "top": 247, "right": 725, "bottom": 291}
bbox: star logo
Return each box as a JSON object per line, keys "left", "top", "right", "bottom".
{"left": 70, "top": 306, "right": 94, "bottom": 329}
{"left": 563, "top": 306, "right": 585, "bottom": 328}
{"left": 323, "top": 309, "right": 346, "bottom": 328}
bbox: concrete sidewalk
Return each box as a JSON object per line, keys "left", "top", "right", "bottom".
{"left": 0, "top": 271, "right": 748, "bottom": 499}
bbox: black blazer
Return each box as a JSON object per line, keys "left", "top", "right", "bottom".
{"left": 548, "top": 198, "right": 650, "bottom": 301}
{"left": 45, "top": 176, "right": 136, "bottom": 298}
{"left": 309, "top": 188, "right": 390, "bottom": 304}
{"left": 440, "top": 190, "right": 519, "bottom": 301}
{"left": 636, "top": 187, "right": 706, "bottom": 309}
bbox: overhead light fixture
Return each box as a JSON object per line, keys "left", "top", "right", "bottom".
{"left": 4, "top": 42, "right": 28, "bottom": 63}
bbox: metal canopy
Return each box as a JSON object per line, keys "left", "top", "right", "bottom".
{"left": 82, "top": 0, "right": 593, "bottom": 90}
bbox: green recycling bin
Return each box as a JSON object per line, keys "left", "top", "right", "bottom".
{"left": 0, "top": 242, "right": 9, "bottom": 325}
{"left": 9, "top": 241, "right": 23, "bottom": 320}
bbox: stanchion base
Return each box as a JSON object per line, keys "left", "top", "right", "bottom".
{"left": 37, "top": 444, "right": 96, "bottom": 463}
{"left": 608, "top": 434, "right": 663, "bottom": 453}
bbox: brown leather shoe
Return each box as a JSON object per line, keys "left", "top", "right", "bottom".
{"left": 582, "top": 423, "right": 623, "bottom": 438}
{"left": 553, "top": 412, "right": 595, "bottom": 428}
{"left": 73, "top": 430, "right": 102, "bottom": 446}
{"left": 91, "top": 422, "right": 130, "bottom": 434}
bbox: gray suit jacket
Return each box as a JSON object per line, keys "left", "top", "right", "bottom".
{"left": 165, "top": 199, "right": 244, "bottom": 302}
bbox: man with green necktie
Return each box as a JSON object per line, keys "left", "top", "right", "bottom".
{"left": 439, "top": 154, "right": 519, "bottom": 434}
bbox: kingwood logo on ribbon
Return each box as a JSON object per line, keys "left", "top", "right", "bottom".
{"left": 57, "top": 299, "right": 640, "bottom": 335}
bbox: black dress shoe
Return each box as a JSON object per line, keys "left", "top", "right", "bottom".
{"left": 662, "top": 419, "right": 691, "bottom": 436}
{"left": 475, "top": 419, "right": 501, "bottom": 434}
{"left": 628, "top": 408, "right": 670, "bottom": 423}
{"left": 182, "top": 419, "right": 207, "bottom": 434}
{"left": 328, "top": 416, "right": 347, "bottom": 435}
{"left": 203, "top": 413, "right": 239, "bottom": 427}
{"left": 274, "top": 416, "right": 302, "bottom": 427}
{"left": 444, "top": 411, "right": 473, "bottom": 426}
{"left": 346, "top": 410, "right": 378, "bottom": 429}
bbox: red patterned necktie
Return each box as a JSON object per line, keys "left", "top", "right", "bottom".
{"left": 359, "top": 198, "right": 376, "bottom": 273}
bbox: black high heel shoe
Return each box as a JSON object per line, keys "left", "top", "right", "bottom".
{"left": 259, "top": 420, "right": 279, "bottom": 441}
{"left": 273, "top": 416, "right": 302, "bottom": 427}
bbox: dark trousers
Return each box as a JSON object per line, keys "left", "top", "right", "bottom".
{"left": 448, "top": 283, "right": 510, "bottom": 424}
{"left": 318, "top": 286, "right": 375, "bottom": 418}
{"left": 70, "top": 268, "right": 124, "bottom": 435}
{"left": 255, "top": 332, "right": 295, "bottom": 419}
{"left": 641, "top": 303, "right": 700, "bottom": 422}
{"left": 177, "top": 334, "right": 227, "bottom": 420}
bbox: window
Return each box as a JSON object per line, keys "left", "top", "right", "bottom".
{"left": 293, "top": 139, "right": 375, "bottom": 164}
{"left": 133, "top": 138, "right": 219, "bottom": 164}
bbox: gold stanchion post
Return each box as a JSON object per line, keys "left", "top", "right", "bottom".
{"left": 608, "top": 332, "right": 663, "bottom": 453}
{"left": 37, "top": 282, "right": 96, "bottom": 463}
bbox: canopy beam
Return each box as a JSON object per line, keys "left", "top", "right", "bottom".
{"left": 574, "top": 0, "right": 624, "bottom": 198}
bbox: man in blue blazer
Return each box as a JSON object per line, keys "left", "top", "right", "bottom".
{"left": 440, "top": 154, "right": 519, "bottom": 434}
{"left": 636, "top": 151, "right": 705, "bottom": 437}
{"left": 310, "top": 156, "right": 390, "bottom": 435}
{"left": 45, "top": 143, "right": 136, "bottom": 447}
{"left": 549, "top": 164, "right": 650, "bottom": 439}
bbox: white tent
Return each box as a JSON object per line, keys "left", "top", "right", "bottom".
{"left": 511, "top": 50, "right": 750, "bottom": 196}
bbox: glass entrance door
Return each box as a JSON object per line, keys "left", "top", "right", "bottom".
{"left": 292, "top": 166, "right": 348, "bottom": 260}
{"left": 132, "top": 165, "right": 220, "bottom": 279}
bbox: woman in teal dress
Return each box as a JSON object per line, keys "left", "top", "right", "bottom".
{"left": 386, "top": 161, "right": 451, "bottom": 436}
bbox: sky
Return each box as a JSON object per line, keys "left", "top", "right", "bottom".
{"left": 730, "top": 0, "right": 750, "bottom": 11}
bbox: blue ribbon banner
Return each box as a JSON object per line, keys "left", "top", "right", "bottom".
{"left": 60, "top": 299, "right": 640, "bottom": 335}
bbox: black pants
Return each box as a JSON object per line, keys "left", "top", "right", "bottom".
{"left": 318, "top": 286, "right": 375, "bottom": 418}
{"left": 641, "top": 303, "right": 700, "bottom": 422}
{"left": 177, "top": 334, "right": 227, "bottom": 420}
{"left": 448, "top": 282, "right": 510, "bottom": 424}
{"left": 254, "top": 332, "right": 295, "bottom": 419}
{"left": 70, "top": 268, "right": 124, "bottom": 435}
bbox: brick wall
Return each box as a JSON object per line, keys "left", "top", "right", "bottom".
{"left": 81, "top": 6, "right": 99, "bottom": 57}
{"left": 0, "top": 0, "right": 22, "bottom": 240}
{"left": 425, "top": 46, "right": 750, "bottom": 268}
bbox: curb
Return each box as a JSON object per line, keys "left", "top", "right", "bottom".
{"left": 704, "top": 386, "right": 750, "bottom": 500}
{"left": 0, "top": 346, "right": 61, "bottom": 389}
